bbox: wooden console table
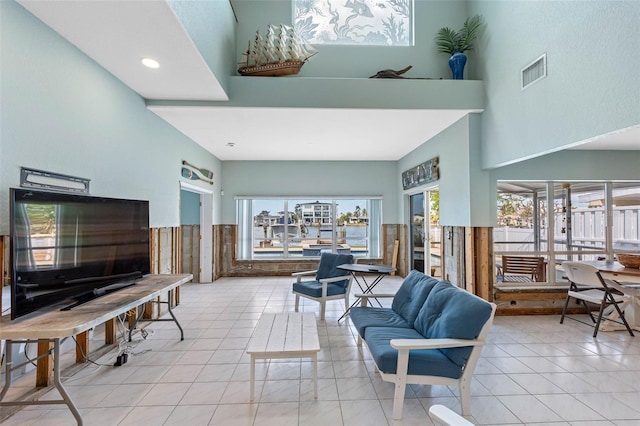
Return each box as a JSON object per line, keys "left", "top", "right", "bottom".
{"left": 0, "top": 273, "right": 192, "bottom": 425}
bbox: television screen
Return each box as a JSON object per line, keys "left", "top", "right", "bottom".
{"left": 10, "top": 188, "right": 150, "bottom": 319}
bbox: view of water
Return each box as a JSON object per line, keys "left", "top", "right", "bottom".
{"left": 253, "top": 225, "right": 368, "bottom": 247}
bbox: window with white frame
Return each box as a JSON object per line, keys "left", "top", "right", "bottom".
{"left": 236, "top": 197, "right": 382, "bottom": 259}
{"left": 293, "top": 0, "right": 413, "bottom": 46}
{"left": 495, "top": 181, "right": 640, "bottom": 285}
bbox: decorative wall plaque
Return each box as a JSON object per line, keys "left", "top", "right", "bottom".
{"left": 20, "top": 167, "right": 90, "bottom": 193}
{"left": 402, "top": 157, "right": 439, "bottom": 190}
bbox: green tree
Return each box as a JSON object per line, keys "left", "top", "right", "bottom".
{"left": 339, "top": 212, "right": 353, "bottom": 225}
{"left": 429, "top": 191, "right": 440, "bottom": 225}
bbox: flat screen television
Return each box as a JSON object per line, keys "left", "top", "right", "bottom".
{"left": 10, "top": 188, "right": 150, "bottom": 319}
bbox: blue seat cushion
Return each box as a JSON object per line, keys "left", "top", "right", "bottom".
{"left": 349, "top": 307, "right": 412, "bottom": 338}
{"left": 315, "top": 252, "right": 354, "bottom": 287}
{"left": 414, "top": 281, "right": 493, "bottom": 367}
{"left": 293, "top": 280, "right": 348, "bottom": 298}
{"left": 364, "top": 326, "right": 463, "bottom": 379}
{"left": 391, "top": 270, "right": 439, "bottom": 325}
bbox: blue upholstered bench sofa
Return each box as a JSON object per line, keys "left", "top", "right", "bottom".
{"left": 349, "top": 270, "right": 496, "bottom": 420}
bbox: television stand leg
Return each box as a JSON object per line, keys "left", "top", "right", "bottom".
{"left": 0, "top": 339, "right": 84, "bottom": 425}
{"left": 128, "top": 290, "right": 184, "bottom": 342}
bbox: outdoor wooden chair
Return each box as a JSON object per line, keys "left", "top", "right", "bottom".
{"left": 497, "top": 255, "right": 545, "bottom": 282}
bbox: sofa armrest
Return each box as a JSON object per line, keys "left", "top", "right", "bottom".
{"left": 355, "top": 293, "right": 396, "bottom": 299}
{"left": 292, "top": 270, "right": 318, "bottom": 283}
{"left": 355, "top": 293, "right": 396, "bottom": 307}
{"left": 390, "top": 338, "right": 483, "bottom": 351}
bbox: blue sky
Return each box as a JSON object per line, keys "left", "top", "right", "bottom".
{"left": 253, "top": 199, "right": 365, "bottom": 216}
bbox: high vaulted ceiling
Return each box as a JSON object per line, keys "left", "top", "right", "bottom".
{"left": 18, "top": 1, "right": 640, "bottom": 161}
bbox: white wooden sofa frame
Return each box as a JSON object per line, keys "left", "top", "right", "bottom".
{"left": 355, "top": 293, "right": 497, "bottom": 420}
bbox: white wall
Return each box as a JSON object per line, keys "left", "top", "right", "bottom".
{"left": 471, "top": 0, "right": 640, "bottom": 168}
{"left": 220, "top": 161, "right": 398, "bottom": 223}
{"left": 0, "top": 1, "right": 223, "bottom": 233}
{"left": 168, "top": 0, "right": 237, "bottom": 94}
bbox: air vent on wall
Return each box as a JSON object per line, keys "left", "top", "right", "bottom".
{"left": 521, "top": 53, "right": 547, "bottom": 90}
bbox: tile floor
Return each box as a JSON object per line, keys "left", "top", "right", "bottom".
{"left": 3, "top": 276, "right": 640, "bottom": 425}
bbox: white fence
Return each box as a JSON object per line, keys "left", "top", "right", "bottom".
{"left": 494, "top": 205, "right": 640, "bottom": 253}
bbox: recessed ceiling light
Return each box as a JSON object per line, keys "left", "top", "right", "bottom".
{"left": 141, "top": 57, "right": 160, "bottom": 69}
{"left": 226, "top": 142, "right": 236, "bottom": 147}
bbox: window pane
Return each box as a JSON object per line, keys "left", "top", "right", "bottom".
{"left": 253, "top": 199, "right": 286, "bottom": 258}
{"left": 612, "top": 182, "right": 640, "bottom": 253}
{"left": 293, "top": 0, "right": 413, "bottom": 46}
{"left": 237, "top": 197, "right": 381, "bottom": 260}
{"left": 495, "top": 191, "right": 537, "bottom": 253}
{"left": 554, "top": 183, "right": 606, "bottom": 260}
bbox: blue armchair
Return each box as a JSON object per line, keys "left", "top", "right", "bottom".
{"left": 292, "top": 253, "right": 355, "bottom": 320}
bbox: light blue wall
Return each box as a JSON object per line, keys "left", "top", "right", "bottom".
{"left": 491, "top": 150, "right": 640, "bottom": 182}
{"left": 220, "top": 161, "right": 398, "bottom": 223}
{"left": 181, "top": 190, "right": 201, "bottom": 225}
{"left": 397, "top": 115, "right": 492, "bottom": 227}
{"left": 232, "top": 0, "right": 470, "bottom": 79}
{"left": 168, "top": 0, "right": 237, "bottom": 94}
{"left": 471, "top": 0, "right": 640, "bottom": 168}
{"left": 0, "top": 1, "right": 223, "bottom": 234}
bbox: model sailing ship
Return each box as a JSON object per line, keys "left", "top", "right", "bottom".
{"left": 238, "top": 24, "right": 318, "bottom": 77}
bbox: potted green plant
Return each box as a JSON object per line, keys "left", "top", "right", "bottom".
{"left": 435, "top": 14, "right": 483, "bottom": 80}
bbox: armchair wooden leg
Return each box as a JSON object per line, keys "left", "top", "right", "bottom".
{"left": 320, "top": 301, "right": 326, "bottom": 321}
{"left": 459, "top": 376, "right": 472, "bottom": 416}
{"left": 393, "top": 349, "right": 409, "bottom": 420}
{"left": 295, "top": 295, "right": 300, "bottom": 312}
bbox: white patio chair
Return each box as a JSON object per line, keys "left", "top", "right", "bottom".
{"left": 560, "top": 261, "right": 633, "bottom": 337}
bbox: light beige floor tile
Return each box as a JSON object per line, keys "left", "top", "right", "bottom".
{"left": 498, "top": 394, "right": 564, "bottom": 423}
{"left": 179, "top": 381, "right": 228, "bottom": 405}
{"left": 137, "top": 382, "right": 191, "bottom": 406}
{"left": 260, "top": 380, "right": 300, "bottom": 402}
{"left": 164, "top": 404, "right": 216, "bottom": 425}
{"left": 298, "top": 400, "right": 344, "bottom": 426}
{"left": 339, "top": 399, "right": 388, "bottom": 426}
{"left": 253, "top": 402, "right": 299, "bottom": 426}
{"left": 474, "top": 374, "right": 528, "bottom": 396}
{"left": 119, "top": 405, "right": 174, "bottom": 425}
{"left": 336, "top": 377, "right": 378, "bottom": 400}
{"left": 159, "top": 364, "right": 205, "bottom": 383}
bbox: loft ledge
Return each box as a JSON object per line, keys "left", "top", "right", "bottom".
{"left": 147, "top": 77, "right": 485, "bottom": 111}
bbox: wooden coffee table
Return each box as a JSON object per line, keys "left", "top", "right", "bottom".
{"left": 246, "top": 312, "right": 320, "bottom": 401}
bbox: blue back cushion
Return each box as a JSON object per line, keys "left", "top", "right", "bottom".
{"left": 391, "top": 270, "right": 438, "bottom": 324}
{"left": 414, "top": 281, "right": 493, "bottom": 366}
{"left": 315, "top": 253, "right": 354, "bottom": 287}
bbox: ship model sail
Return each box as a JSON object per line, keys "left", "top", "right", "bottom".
{"left": 238, "top": 24, "right": 318, "bottom": 77}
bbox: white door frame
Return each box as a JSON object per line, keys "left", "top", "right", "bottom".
{"left": 180, "top": 181, "right": 213, "bottom": 283}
